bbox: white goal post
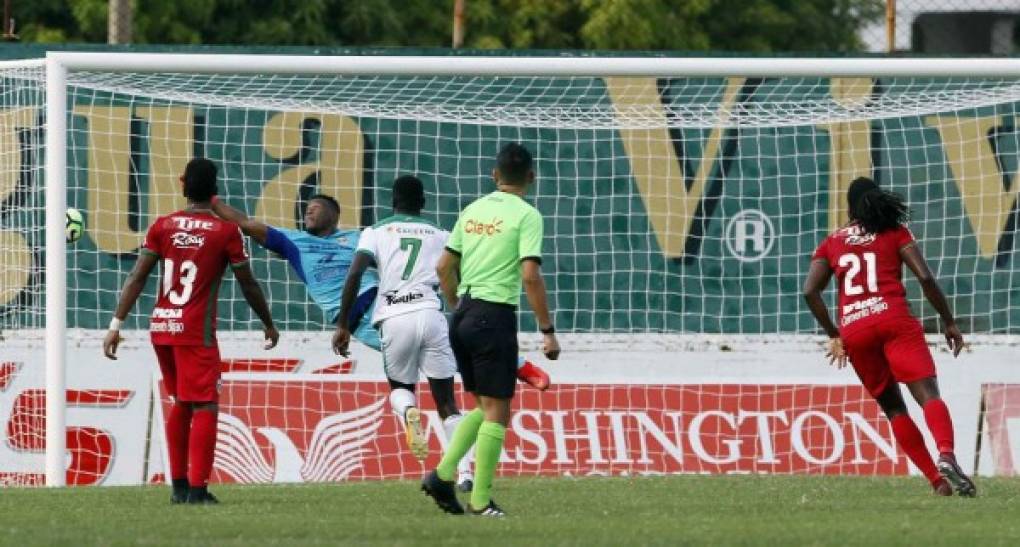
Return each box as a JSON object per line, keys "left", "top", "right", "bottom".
{"left": 21, "top": 52, "right": 1020, "bottom": 486}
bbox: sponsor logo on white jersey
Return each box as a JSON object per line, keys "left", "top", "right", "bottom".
{"left": 382, "top": 289, "right": 425, "bottom": 306}
{"left": 386, "top": 225, "right": 437, "bottom": 236}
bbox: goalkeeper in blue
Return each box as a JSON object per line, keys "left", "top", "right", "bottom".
{"left": 211, "top": 192, "right": 550, "bottom": 489}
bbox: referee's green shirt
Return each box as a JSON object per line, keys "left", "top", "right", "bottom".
{"left": 446, "top": 190, "right": 543, "bottom": 306}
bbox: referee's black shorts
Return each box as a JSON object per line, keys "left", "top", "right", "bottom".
{"left": 450, "top": 294, "right": 518, "bottom": 399}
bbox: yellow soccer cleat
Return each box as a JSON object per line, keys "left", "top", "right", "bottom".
{"left": 404, "top": 407, "right": 428, "bottom": 461}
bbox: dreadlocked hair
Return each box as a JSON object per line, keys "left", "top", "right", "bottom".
{"left": 850, "top": 187, "right": 909, "bottom": 234}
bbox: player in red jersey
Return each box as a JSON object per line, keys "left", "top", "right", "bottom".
{"left": 103, "top": 158, "right": 279, "bottom": 504}
{"left": 803, "top": 176, "right": 975, "bottom": 497}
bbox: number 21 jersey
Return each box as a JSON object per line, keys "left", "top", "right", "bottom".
{"left": 811, "top": 223, "right": 915, "bottom": 336}
{"left": 141, "top": 211, "right": 249, "bottom": 346}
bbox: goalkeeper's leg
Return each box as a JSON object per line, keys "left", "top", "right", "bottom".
{"left": 517, "top": 356, "right": 551, "bottom": 391}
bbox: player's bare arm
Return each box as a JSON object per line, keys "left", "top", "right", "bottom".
{"left": 436, "top": 250, "right": 461, "bottom": 310}
{"left": 900, "top": 243, "right": 964, "bottom": 356}
{"left": 211, "top": 197, "right": 270, "bottom": 246}
{"left": 332, "top": 251, "right": 375, "bottom": 356}
{"left": 802, "top": 258, "right": 846, "bottom": 368}
{"left": 234, "top": 263, "right": 280, "bottom": 349}
{"left": 522, "top": 259, "right": 560, "bottom": 360}
{"left": 103, "top": 252, "right": 160, "bottom": 360}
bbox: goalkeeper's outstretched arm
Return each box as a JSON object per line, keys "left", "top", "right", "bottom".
{"left": 211, "top": 196, "right": 270, "bottom": 246}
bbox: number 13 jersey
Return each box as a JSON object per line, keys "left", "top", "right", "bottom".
{"left": 811, "top": 222, "right": 916, "bottom": 336}
{"left": 141, "top": 211, "right": 249, "bottom": 346}
{"left": 356, "top": 214, "right": 449, "bottom": 326}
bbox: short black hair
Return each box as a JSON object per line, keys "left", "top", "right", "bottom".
{"left": 846, "top": 176, "right": 909, "bottom": 234}
{"left": 392, "top": 175, "right": 425, "bottom": 214}
{"left": 183, "top": 158, "right": 217, "bottom": 202}
{"left": 308, "top": 194, "right": 340, "bottom": 214}
{"left": 496, "top": 142, "right": 533, "bottom": 185}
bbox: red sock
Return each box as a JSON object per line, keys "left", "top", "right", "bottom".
{"left": 165, "top": 403, "right": 192, "bottom": 481}
{"left": 922, "top": 398, "right": 955, "bottom": 455}
{"left": 187, "top": 409, "right": 218, "bottom": 487}
{"left": 890, "top": 414, "right": 940, "bottom": 485}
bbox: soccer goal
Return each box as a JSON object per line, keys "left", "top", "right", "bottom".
{"left": 2, "top": 52, "right": 1020, "bottom": 487}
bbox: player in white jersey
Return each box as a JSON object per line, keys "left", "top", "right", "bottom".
{"left": 333, "top": 175, "right": 473, "bottom": 490}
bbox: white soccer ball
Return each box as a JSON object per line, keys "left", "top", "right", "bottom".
{"left": 65, "top": 208, "right": 84, "bottom": 243}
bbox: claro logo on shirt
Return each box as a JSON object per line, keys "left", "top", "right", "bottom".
{"left": 464, "top": 218, "right": 503, "bottom": 236}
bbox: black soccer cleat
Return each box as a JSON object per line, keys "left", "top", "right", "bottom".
{"left": 186, "top": 486, "right": 220, "bottom": 505}
{"left": 468, "top": 499, "right": 506, "bottom": 518}
{"left": 421, "top": 470, "right": 464, "bottom": 515}
{"left": 937, "top": 453, "right": 976, "bottom": 498}
{"left": 170, "top": 478, "right": 190, "bottom": 505}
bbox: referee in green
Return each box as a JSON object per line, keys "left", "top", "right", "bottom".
{"left": 422, "top": 142, "right": 560, "bottom": 517}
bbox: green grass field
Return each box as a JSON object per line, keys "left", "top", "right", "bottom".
{"left": 2, "top": 476, "right": 1019, "bottom": 546}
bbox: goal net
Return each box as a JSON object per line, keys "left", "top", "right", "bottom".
{"left": 2, "top": 54, "right": 1019, "bottom": 486}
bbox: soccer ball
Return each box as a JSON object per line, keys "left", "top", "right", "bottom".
{"left": 65, "top": 208, "right": 84, "bottom": 243}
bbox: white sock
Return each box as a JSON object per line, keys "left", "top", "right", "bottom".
{"left": 443, "top": 413, "right": 474, "bottom": 478}
{"left": 389, "top": 388, "right": 416, "bottom": 421}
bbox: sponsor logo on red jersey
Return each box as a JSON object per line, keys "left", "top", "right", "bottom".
{"left": 840, "top": 224, "right": 877, "bottom": 246}
{"left": 170, "top": 231, "right": 206, "bottom": 249}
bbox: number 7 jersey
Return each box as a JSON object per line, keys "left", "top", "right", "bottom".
{"left": 141, "top": 211, "right": 249, "bottom": 346}
{"left": 355, "top": 214, "right": 448, "bottom": 326}
{"left": 811, "top": 222, "right": 916, "bottom": 336}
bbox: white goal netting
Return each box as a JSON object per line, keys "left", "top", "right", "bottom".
{"left": 2, "top": 57, "right": 1019, "bottom": 486}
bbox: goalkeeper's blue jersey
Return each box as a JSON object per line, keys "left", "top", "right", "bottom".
{"left": 263, "top": 226, "right": 380, "bottom": 349}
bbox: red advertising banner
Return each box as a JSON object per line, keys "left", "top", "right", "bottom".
{"left": 981, "top": 384, "right": 1020, "bottom": 476}
{"left": 158, "top": 380, "right": 906, "bottom": 482}
{"left": 0, "top": 361, "right": 141, "bottom": 486}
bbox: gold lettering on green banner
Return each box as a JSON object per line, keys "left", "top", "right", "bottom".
{"left": 606, "top": 77, "right": 743, "bottom": 259}
{"left": 925, "top": 115, "right": 1017, "bottom": 259}
{"left": 259, "top": 112, "right": 365, "bottom": 230}
{"left": 819, "top": 78, "right": 874, "bottom": 232}
{"left": 0, "top": 107, "right": 36, "bottom": 306}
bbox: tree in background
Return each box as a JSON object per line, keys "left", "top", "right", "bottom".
{"left": 13, "top": 0, "right": 883, "bottom": 52}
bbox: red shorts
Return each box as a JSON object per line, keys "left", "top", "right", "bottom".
{"left": 154, "top": 344, "right": 222, "bottom": 403}
{"left": 842, "top": 316, "right": 936, "bottom": 398}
